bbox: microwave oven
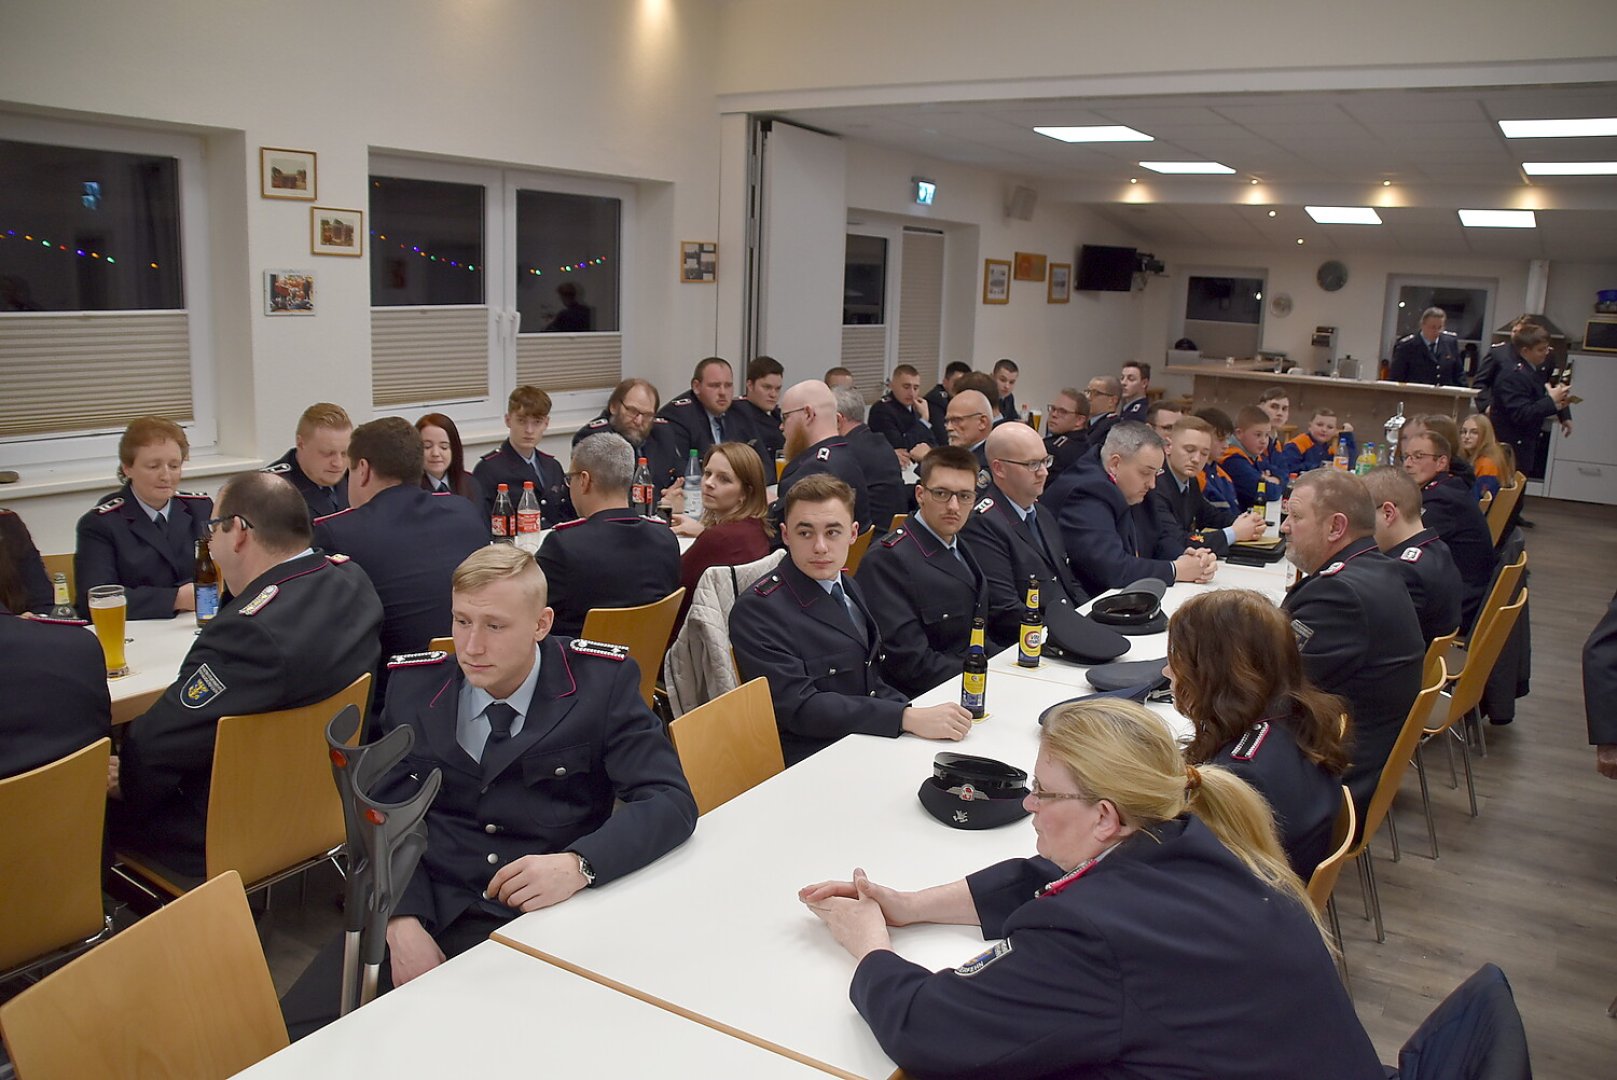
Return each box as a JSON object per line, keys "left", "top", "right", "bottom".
{"left": 1584, "top": 316, "right": 1617, "bottom": 354}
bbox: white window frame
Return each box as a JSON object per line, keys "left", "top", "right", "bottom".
{"left": 1381, "top": 274, "right": 1498, "bottom": 362}
{"left": 0, "top": 113, "right": 214, "bottom": 468}
{"left": 842, "top": 223, "right": 903, "bottom": 394}
{"left": 1171, "top": 265, "right": 1268, "bottom": 356}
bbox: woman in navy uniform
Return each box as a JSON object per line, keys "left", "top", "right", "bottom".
{"left": 803, "top": 698, "right": 1382, "bottom": 1080}
{"left": 416, "top": 412, "right": 484, "bottom": 507}
{"left": 0, "top": 506, "right": 53, "bottom": 614}
{"left": 73, "top": 416, "right": 212, "bottom": 619}
{"left": 1165, "top": 589, "right": 1349, "bottom": 878}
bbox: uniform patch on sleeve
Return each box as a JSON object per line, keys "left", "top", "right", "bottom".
{"left": 1290, "top": 618, "right": 1315, "bottom": 647}
{"left": 976, "top": 468, "right": 991, "bottom": 490}
{"left": 181, "top": 663, "right": 227, "bottom": 709}
{"left": 955, "top": 938, "right": 1013, "bottom": 977}
{"left": 1400, "top": 547, "right": 1423, "bottom": 563}
{"left": 569, "top": 638, "right": 628, "bottom": 661}
{"left": 238, "top": 584, "right": 279, "bottom": 616}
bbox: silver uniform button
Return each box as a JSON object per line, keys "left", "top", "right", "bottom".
{"left": 486, "top": 853, "right": 498, "bottom": 864}
{"left": 829, "top": 667, "right": 837, "bottom": 675}
{"left": 485, "top": 823, "right": 497, "bottom": 834}
{"left": 554, "top": 766, "right": 567, "bottom": 777}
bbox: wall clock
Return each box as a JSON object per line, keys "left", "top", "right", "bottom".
{"left": 1269, "top": 293, "right": 1294, "bottom": 317}
{"left": 1316, "top": 260, "right": 1349, "bottom": 292}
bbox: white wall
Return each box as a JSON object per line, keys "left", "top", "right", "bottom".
{"left": 1544, "top": 261, "right": 1617, "bottom": 344}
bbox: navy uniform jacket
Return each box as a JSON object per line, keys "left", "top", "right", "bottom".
{"left": 115, "top": 552, "right": 383, "bottom": 875}
{"left": 572, "top": 414, "right": 685, "bottom": 495}
{"left": 537, "top": 508, "right": 683, "bottom": 639}
{"left": 1584, "top": 590, "right": 1617, "bottom": 746}
{"left": 997, "top": 392, "right": 1019, "bottom": 424}
{"left": 1120, "top": 396, "right": 1149, "bottom": 422}
{"left": 731, "top": 398, "right": 785, "bottom": 463}
{"left": 775, "top": 435, "right": 873, "bottom": 534}
{"left": 74, "top": 484, "right": 213, "bottom": 619}
{"left": 1384, "top": 529, "right": 1463, "bottom": 644}
{"left": 376, "top": 641, "right": 696, "bottom": 935}
{"left": 1044, "top": 430, "right": 1088, "bottom": 475}
{"left": 850, "top": 818, "right": 1381, "bottom": 1080}
{"left": 868, "top": 396, "right": 934, "bottom": 453}
{"left": 1041, "top": 458, "right": 1175, "bottom": 596}
{"left": 658, "top": 394, "right": 755, "bottom": 462}
{"left": 1389, "top": 331, "right": 1463, "bottom": 386}
{"left": 1472, "top": 341, "right": 1512, "bottom": 414}
{"left": 1490, "top": 358, "right": 1568, "bottom": 475}
{"left": 1082, "top": 411, "right": 1121, "bottom": 453}
{"left": 1148, "top": 470, "right": 1238, "bottom": 556}
{"left": 730, "top": 557, "right": 908, "bottom": 765}
{"left": 420, "top": 471, "right": 484, "bottom": 511}
{"left": 0, "top": 610, "right": 111, "bottom": 781}
{"left": 265, "top": 447, "right": 348, "bottom": 520}
{"left": 1210, "top": 718, "right": 1341, "bottom": 880}
{"left": 843, "top": 423, "right": 908, "bottom": 531}
{"left": 1419, "top": 473, "right": 1496, "bottom": 630}
{"left": 923, "top": 383, "right": 951, "bottom": 445}
{"left": 957, "top": 480, "right": 1089, "bottom": 646}
{"left": 471, "top": 439, "right": 574, "bottom": 529}
{"left": 312, "top": 484, "right": 489, "bottom": 710}
{"left": 1, "top": 507, "right": 53, "bottom": 614}
{"left": 1282, "top": 537, "right": 1424, "bottom": 818}
{"left": 855, "top": 519, "right": 1003, "bottom": 698}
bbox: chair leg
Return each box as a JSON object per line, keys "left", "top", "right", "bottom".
{"left": 1327, "top": 895, "right": 1351, "bottom": 997}
{"left": 1356, "top": 857, "right": 1373, "bottom": 922}
{"left": 1453, "top": 727, "right": 1479, "bottom": 818}
{"left": 1414, "top": 750, "right": 1439, "bottom": 859}
{"left": 1472, "top": 707, "right": 1488, "bottom": 758}
{"left": 1387, "top": 807, "right": 1401, "bottom": 863}
{"left": 1363, "top": 847, "right": 1386, "bottom": 944}
{"left": 1443, "top": 729, "right": 1459, "bottom": 789}
{"left": 1608, "top": 994, "right": 1616, "bottom": 1018}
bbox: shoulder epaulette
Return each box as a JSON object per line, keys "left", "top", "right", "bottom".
{"left": 753, "top": 573, "right": 783, "bottom": 596}
{"left": 176, "top": 490, "right": 210, "bottom": 500}
{"left": 584, "top": 417, "right": 610, "bottom": 431}
{"left": 1318, "top": 561, "right": 1345, "bottom": 577}
{"left": 96, "top": 498, "right": 126, "bottom": 514}
{"left": 1051, "top": 435, "right": 1068, "bottom": 447}
{"left": 387, "top": 650, "right": 449, "bottom": 669}
{"left": 569, "top": 638, "right": 628, "bottom": 661}
{"left": 480, "top": 448, "right": 502, "bottom": 461}
{"left": 1230, "top": 721, "right": 1271, "bottom": 761}
{"left": 670, "top": 397, "right": 695, "bottom": 407}
{"left": 264, "top": 462, "right": 292, "bottom": 475}
{"left": 312, "top": 507, "right": 353, "bottom": 525}
{"left": 1400, "top": 546, "right": 1423, "bottom": 563}
{"left": 975, "top": 497, "right": 994, "bottom": 514}
{"left": 239, "top": 584, "right": 280, "bottom": 616}
{"left": 325, "top": 552, "right": 351, "bottom": 564}
{"left": 816, "top": 446, "right": 831, "bottom": 461}
{"left": 32, "top": 615, "right": 89, "bottom": 626}
{"left": 653, "top": 416, "right": 670, "bottom": 425}
{"left": 881, "top": 528, "right": 906, "bottom": 548}
{"left": 554, "top": 517, "right": 587, "bottom": 530}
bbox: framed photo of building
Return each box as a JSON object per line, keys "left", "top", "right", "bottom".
{"left": 983, "top": 259, "right": 1011, "bottom": 304}
{"left": 1014, "top": 251, "right": 1048, "bottom": 282}
{"left": 260, "top": 147, "right": 317, "bottom": 200}
{"left": 311, "top": 207, "right": 363, "bottom": 256}
{"left": 264, "top": 270, "right": 315, "bottom": 315}
{"left": 680, "top": 241, "right": 717, "bottom": 283}
{"left": 1048, "top": 262, "right": 1072, "bottom": 303}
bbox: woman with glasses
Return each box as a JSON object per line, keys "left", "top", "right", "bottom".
{"left": 1164, "top": 589, "right": 1349, "bottom": 879}
{"left": 670, "top": 441, "right": 774, "bottom": 625}
{"left": 801, "top": 698, "right": 1381, "bottom": 1079}
{"left": 1458, "top": 413, "right": 1514, "bottom": 501}
{"left": 74, "top": 415, "right": 213, "bottom": 619}
{"left": 416, "top": 412, "right": 483, "bottom": 507}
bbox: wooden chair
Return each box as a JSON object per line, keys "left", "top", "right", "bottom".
{"left": 1484, "top": 472, "right": 1525, "bottom": 546}
{"left": 1305, "top": 787, "right": 1357, "bottom": 985}
{"left": 888, "top": 513, "right": 907, "bottom": 534}
{"left": 582, "top": 588, "right": 686, "bottom": 708}
{"left": 844, "top": 526, "right": 876, "bottom": 575}
{"left": 0, "top": 739, "right": 113, "bottom": 981}
{"left": 429, "top": 635, "right": 454, "bottom": 653}
{"left": 1446, "top": 551, "right": 1526, "bottom": 679}
{"left": 1412, "top": 590, "right": 1528, "bottom": 858}
{"left": 41, "top": 552, "right": 74, "bottom": 602}
{"left": 114, "top": 674, "right": 371, "bottom": 899}
{"left": 0, "top": 871, "right": 288, "bottom": 1080}
{"left": 1342, "top": 669, "right": 1446, "bottom": 943}
{"left": 1422, "top": 630, "right": 1459, "bottom": 689}
{"left": 667, "top": 678, "right": 784, "bottom": 815}
{"left": 1476, "top": 490, "right": 1492, "bottom": 515}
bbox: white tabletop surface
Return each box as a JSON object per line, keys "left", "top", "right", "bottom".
{"left": 104, "top": 617, "right": 200, "bottom": 723}
{"left": 235, "top": 941, "right": 831, "bottom": 1079}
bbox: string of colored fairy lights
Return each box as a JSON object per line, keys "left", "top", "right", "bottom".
{"left": 368, "top": 231, "right": 608, "bottom": 277}
{"left": 0, "top": 228, "right": 150, "bottom": 267}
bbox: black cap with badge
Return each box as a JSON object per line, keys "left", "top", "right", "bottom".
{"left": 918, "top": 753, "right": 1033, "bottom": 830}
{"left": 1088, "top": 577, "right": 1168, "bottom": 636}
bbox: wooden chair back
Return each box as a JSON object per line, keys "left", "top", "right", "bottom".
{"left": 1350, "top": 670, "right": 1447, "bottom": 859}
{"left": 205, "top": 673, "right": 372, "bottom": 889}
{"left": 0, "top": 739, "right": 111, "bottom": 976}
{"left": 1434, "top": 591, "right": 1527, "bottom": 737}
{"left": 0, "top": 871, "right": 288, "bottom": 1080}
{"left": 1485, "top": 473, "right": 1525, "bottom": 545}
{"left": 582, "top": 588, "right": 687, "bottom": 708}
{"left": 1423, "top": 630, "right": 1459, "bottom": 687}
{"left": 667, "top": 678, "right": 784, "bottom": 815}
{"left": 430, "top": 635, "right": 454, "bottom": 653}
{"left": 844, "top": 527, "right": 876, "bottom": 575}
{"left": 888, "top": 513, "right": 907, "bottom": 534}
{"left": 41, "top": 552, "right": 74, "bottom": 602}
{"left": 1480, "top": 551, "right": 1527, "bottom": 628}
{"left": 1305, "top": 787, "right": 1357, "bottom": 915}
{"left": 1476, "top": 491, "right": 1492, "bottom": 515}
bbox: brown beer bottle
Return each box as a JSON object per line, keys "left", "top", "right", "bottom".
{"left": 194, "top": 538, "right": 220, "bottom": 625}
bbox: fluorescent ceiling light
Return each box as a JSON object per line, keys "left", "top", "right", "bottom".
{"left": 1305, "top": 205, "right": 1382, "bottom": 225}
{"left": 1458, "top": 209, "right": 1537, "bottom": 228}
{"left": 1522, "top": 161, "right": 1617, "bottom": 175}
{"left": 1034, "top": 125, "right": 1153, "bottom": 143}
{"left": 1137, "top": 161, "right": 1235, "bottom": 175}
{"left": 1499, "top": 118, "right": 1617, "bottom": 139}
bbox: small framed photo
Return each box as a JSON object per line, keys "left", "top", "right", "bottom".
{"left": 680, "top": 241, "right": 717, "bottom": 283}
{"left": 264, "top": 270, "right": 315, "bottom": 315}
{"left": 1014, "top": 251, "right": 1048, "bottom": 282}
{"left": 983, "top": 259, "right": 1011, "bottom": 304}
{"left": 1048, "top": 262, "right": 1072, "bottom": 304}
{"left": 311, "top": 207, "right": 364, "bottom": 256}
{"left": 259, "top": 147, "right": 317, "bottom": 200}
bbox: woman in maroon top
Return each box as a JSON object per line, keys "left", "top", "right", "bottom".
{"left": 671, "top": 441, "right": 773, "bottom": 625}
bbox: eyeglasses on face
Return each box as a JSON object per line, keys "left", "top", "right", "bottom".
{"left": 1046, "top": 405, "right": 1077, "bottom": 417}
{"left": 943, "top": 413, "right": 988, "bottom": 428}
{"left": 1401, "top": 451, "right": 1438, "bottom": 464}
{"left": 205, "top": 514, "right": 254, "bottom": 534}
{"left": 1029, "top": 777, "right": 1092, "bottom": 804}
{"left": 616, "top": 405, "right": 655, "bottom": 422}
{"left": 922, "top": 486, "right": 977, "bottom": 505}
{"left": 780, "top": 406, "right": 809, "bottom": 422}
{"left": 998, "top": 456, "right": 1054, "bottom": 473}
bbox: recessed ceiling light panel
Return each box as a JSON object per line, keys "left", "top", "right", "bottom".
{"left": 1458, "top": 209, "right": 1537, "bottom": 228}
{"left": 1034, "top": 125, "right": 1153, "bottom": 143}
{"left": 1305, "top": 206, "right": 1383, "bottom": 225}
{"left": 1137, "top": 161, "right": 1235, "bottom": 175}
{"left": 1499, "top": 118, "right": 1617, "bottom": 139}
{"left": 1522, "top": 161, "right": 1617, "bottom": 175}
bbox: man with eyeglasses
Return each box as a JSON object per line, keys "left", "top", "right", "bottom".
{"left": 1081, "top": 376, "right": 1123, "bottom": 453}
{"left": 855, "top": 446, "right": 1006, "bottom": 696}
{"left": 1043, "top": 421, "right": 1215, "bottom": 596}
{"left": 1399, "top": 430, "right": 1496, "bottom": 629}
{"left": 1043, "top": 388, "right": 1090, "bottom": 474}
{"left": 538, "top": 433, "right": 682, "bottom": 639}
{"left": 111, "top": 471, "right": 383, "bottom": 878}
{"left": 925, "top": 361, "right": 972, "bottom": 445}
{"left": 573, "top": 378, "right": 684, "bottom": 496}
{"left": 944, "top": 389, "right": 995, "bottom": 481}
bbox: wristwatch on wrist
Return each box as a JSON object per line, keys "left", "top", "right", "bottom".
{"left": 574, "top": 852, "right": 596, "bottom": 887}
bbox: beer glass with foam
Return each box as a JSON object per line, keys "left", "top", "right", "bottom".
{"left": 88, "top": 584, "right": 129, "bottom": 677}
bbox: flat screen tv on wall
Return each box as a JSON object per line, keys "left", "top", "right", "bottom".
{"left": 1076, "top": 245, "right": 1137, "bottom": 292}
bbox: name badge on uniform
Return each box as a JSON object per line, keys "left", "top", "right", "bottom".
{"left": 181, "top": 663, "right": 227, "bottom": 710}
{"left": 955, "top": 938, "right": 1013, "bottom": 977}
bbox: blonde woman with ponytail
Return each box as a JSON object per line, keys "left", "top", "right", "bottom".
{"left": 800, "top": 699, "right": 1382, "bottom": 1080}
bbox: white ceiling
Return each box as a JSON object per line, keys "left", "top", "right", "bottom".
{"left": 775, "top": 83, "right": 1617, "bottom": 259}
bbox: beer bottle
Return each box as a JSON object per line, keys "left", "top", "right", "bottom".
{"left": 491, "top": 483, "right": 515, "bottom": 542}
{"left": 194, "top": 538, "right": 220, "bottom": 626}
{"left": 1017, "top": 575, "right": 1043, "bottom": 668}
{"left": 961, "top": 617, "right": 988, "bottom": 720}
{"left": 49, "top": 573, "right": 77, "bottom": 620}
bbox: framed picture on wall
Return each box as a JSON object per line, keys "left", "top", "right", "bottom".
{"left": 983, "top": 259, "right": 1011, "bottom": 304}
{"left": 1014, "top": 251, "right": 1048, "bottom": 281}
{"left": 259, "top": 147, "right": 317, "bottom": 200}
{"left": 264, "top": 270, "right": 315, "bottom": 315}
{"left": 1048, "top": 263, "right": 1071, "bottom": 303}
{"left": 311, "top": 207, "right": 363, "bottom": 256}
{"left": 680, "top": 241, "right": 717, "bottom": 283}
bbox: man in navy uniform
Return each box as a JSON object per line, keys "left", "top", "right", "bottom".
{"left": 659, "top": 357, "right": 755, "bottom": 461}
{"left": 112, "top": 472, "right": 383, "bottom": 876}
{"left": 283, "top": 544, "right": 696, "bottom": 1035}
{"left": 571, "top": 377, "right": 684, "bottom": 496}
{"left": 867, "top": 363, "right": 935, "bottom": 466}
{"left": 1119, "top": 361, "right": 1152, "bottom": 422}
{"left": 1362, "top": 466, "right": 1462, "bottom": 644}
{"left": 732, "top": 356, "right": 786, "bottom": 464}
{"left": 1490, "top": 321, "right": 1572, "bottom": 478}
{"left": 924, "top": 361, "right": 971, "bottom": 445}
{"left": 1389, "top": 307, "right": 1464, "bottom": 386}
{"left": 312, "top": 417, "right": 487, "bottom": 713}
{"left": 856, "top": 446, "right": 1006, "bottom": 697}
{"left": 537, "top": 433, "right": 682, "bottom": 639}
{"left": 959, "top": 424, "right": 1090, "bottom": 646}
{"left": 1081, "top": 375, "right": 1123, "bottom": 452}
{"left": 472, "top": 385, "right": 574, "bottom": 528}
{"left": 731, "top": 473, "right": 973, "bottom": 765}
{"left": 1147, "top": 416, "right": 1266, "bottom": 557}
{"left": 991, "top": 359, "right": 1021, "bottom": 423}
{"left": 264, "top": 402, "right": 353, "bottom": 519}
{"left": 1043, "top": 388, "right": 1089, "bottom": 474}
{"left": 1280, "top": 469, "right": 1424, "bottom": 817}
{"left": 1042, "top": 422, "right": 1215, "bottom": 597}
{"left": 833, "top": 385, "right": 908, "bottom": 530}
{"left": 774, "top": 380, "right": 872, "bottom": 534}
{"left": 1585, "top": 591, "right": 1617, "bottom": 780}
{"left": 1399, "top": 429, "right": 1497, "bottom": 629}
{"left": 943, "top": 389, "right": 994, "bottom": 479}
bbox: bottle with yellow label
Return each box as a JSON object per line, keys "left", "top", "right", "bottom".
{"left": 1017, "top": 575, "right": 1043, "bottom": 668}
{"left": 961, "top": 617, "right": 988, "bottom": 719}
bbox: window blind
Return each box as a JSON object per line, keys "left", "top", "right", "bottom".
{"left": 371, "top": 306, "right": 490, "bottom": 407}
{"left": 898, "top": 230, "right": 945, "bottom": 376}
{"left": 515, "top": 333, "right": 621, "bottom": 392}
{"left": 840, "top": 325, "right": 886, "bottom": 403}
{"left": 0, "top": 312, "right": 191, "bottom": 437}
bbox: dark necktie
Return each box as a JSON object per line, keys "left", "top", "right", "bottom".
{"left": 153, "top": 511, "right": 168, "bottom": 533}
{"left": 830, "top": 581, "right": 867, "bottom": 646}
{"left": 1025, "top": 506, "right": 1055, "bottom": 567}
{"left": 484, "top": 702, "right": 518, "bottom": 758}
{"left": 711, "top": 413, "right": 725, "bottom": 444}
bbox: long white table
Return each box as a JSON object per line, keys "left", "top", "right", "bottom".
{"left": 235, "top": 941, "right": 831, "bottom": 1078}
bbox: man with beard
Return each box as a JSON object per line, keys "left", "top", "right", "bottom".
{"left": 774, "top": 380, "right": 871, "bottom": 535}
{"left": 573, "top": 377, "right": 683, "bottom": 495}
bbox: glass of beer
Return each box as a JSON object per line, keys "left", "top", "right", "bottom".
{"left": 88, "top": 584, "right": 129, "bottom": 678}
{"left": 775, "top": 454, "right": 787, "bottom": 482}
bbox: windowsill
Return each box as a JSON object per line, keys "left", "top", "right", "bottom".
{"left": 0, "top": 453, "right": 267, "bottom": 500}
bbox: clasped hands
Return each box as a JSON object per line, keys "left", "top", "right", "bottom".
{"left": 799, "top": 867, "right": 907, "bottom": 961}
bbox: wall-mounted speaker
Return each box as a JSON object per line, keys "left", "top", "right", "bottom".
{"left": 1005, "top": 185, "right": 1037, "bottom": 221}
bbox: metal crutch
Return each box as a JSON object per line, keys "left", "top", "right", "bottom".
{"left": 352, "top": 761, "right": 440, "bottom": 1007}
